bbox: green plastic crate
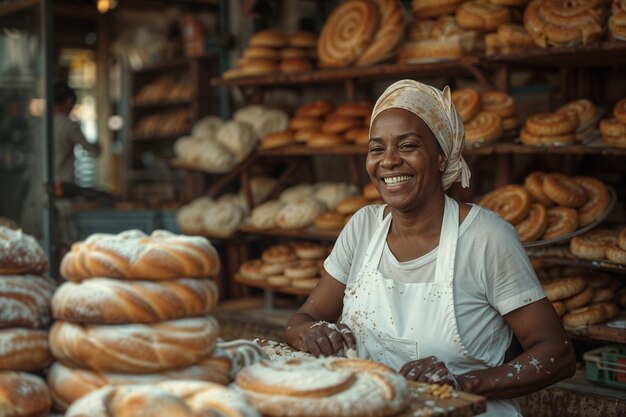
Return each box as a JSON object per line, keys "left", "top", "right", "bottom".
{"left": 73, "top": 210, "right": 160, "bottom": 239}
{"left": 583, "top": 345, "right": 626, "bottom": 390}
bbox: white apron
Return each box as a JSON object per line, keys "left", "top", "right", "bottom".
{"left": 341, "top": 196, "right": 521, "bottom": 416}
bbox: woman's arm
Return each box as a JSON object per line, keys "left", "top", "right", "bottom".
{"left": 455, "top": 298, "right": 576, "bottom": 399}
{"left": 285, "top": 272, "right": 355, "bottom": 356}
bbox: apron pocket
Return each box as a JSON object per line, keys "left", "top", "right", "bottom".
{"left": 376, "top": 334, "right": 418, "bottom": 372}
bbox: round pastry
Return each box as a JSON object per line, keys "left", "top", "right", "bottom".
{"left": 542, "top": 206, "right": 578, "bottom": 240}
{"left": 497, "top": 23, "right": 536, "bottom": 47}
{"left": 0, "top": 371, "right": 51, "bottom": 417}
{"left": 293, "top": 241, "right": 327, "bottom": 260}
{"left": 606, "top": 245, "right": 626, "bottom": 265}
{"left": 267, "top": 275, "right": 291, "bottom": 286}
{"left": 215, "top": 120, "right": 258, "bottom": 162}
{"left": 292, "top": 278, "right": 321, "bottom": 290}
{"left": 479, "top": 185, "right": 531, "bottom": 225}
{"left": 314, "top": 212, "right": 347, "bottom": 230}
{"left": 317, "top": 0, "right": 381, "bottom": 67}
{"left": 480, "top": 91, "right": 516, "bottom": 118}
{"left": 296, "top": 101, "right": 335, "bottom": 118}
{"left": 614, "top": 97, "right": 626, "bottom": 124}
{"left": 515, "top": 203, "right": 548, "bottom": 243}
{"left": 234, "top": 357, "right": 410, "bottom": 417}
{"left": 0, "top": 226, "right": 48, "bottom": 274}
{"left": 50, "top": 317, "right": 219, "bottom": 373}
{"left": 289, "top": 31, "right": 318, "bottom": 48}
{"left": 177, "top": 197, "right": 216, "bottom": 234}
{"left": 562, "top": 304, "right": 607, "bottom": 328}
{"left": 599, "top": 118, "right": 626, "bottom": 137}
{"left": 279, "top": 184, "right": 316, "bottom": 203}
{"left": 239, "top": 59, "right": 280, "bottom": 76}
{"left": 524, "top": 171, "right": 555, "bottom": 207}
{"left": 249, "top": 29, "right": 288, "bottom": 48}
{"left": 591, "top": 288, "right": 614, "bottom": 304}
{"left": 552, "top": 301, "right": 566, "bottom": 317}
{"left": 335, "top": 102, "right": 373, "bottom": 118}
{"left": 294, "top": 129, "right": 318, "bottom": 143}
{"left": 250, "top": 200, "right": 285, "bottom": 230}
{"left": 451, "top": 88, "right": 480, "bottom": 122}
{"left": 356, "top": 0, "right": 406, "bottom": 66}
{"left": 64, "top": 381, "right": 260, "bottom": 417}
{"left": 260, "top": 261, "right": 296, "bottom": 277}
{"left": 412, "top": 0, "right": 463, "bottom": 18}
{"left": 336, "top": 196, "right": 370, "bottom": 215}
{"left": 525, "top": 113, "right": 576, "bottom": 136}
{"left": 233, "top": 106, "right": 289, "bottom": 140}
{"left": 572, "top": 176, "right": 610, "bottom": 227}
{"left": 201, "top": 202, "right": 245, "bottom": 238}
{"left": 542, "top": 173, "right": 588, "bottom": 208}
{"left": 52, "top": 278, "right": 218, "bottom": 324}
{"left": 308, "top": 132, "right": 346, "bottom": 148}
{"left": 321, "top": 116, "right": 362, "bottom": 134}
{"left": 363, "top": 183, "right": 381, "bottom": 200}
{"left": 542, "top": 276, "right": 586, "bottom": 302}
{"left": 262, "top": 244, "right": 297, "bottom": 265}
{"left": 464, "top": 111, "right": 503, "bottom": 146}
{"left": 242, "top": 47, "right": 279, "bottom": 60}
{"left": 556, "top": 99, "right": 597, "bottom": 129}
{"left": 60, "top": 230, "right": 220, "bottom": 281}
{"left": 259, "top": 130, "right": 294, "bottom": 149}
{"left": 0, "top": 274, "right": 55, "bottom": 329}
{"left": 280, "top": 58, "right": 314, "bottom": 74}
{"left": 313, "top": 182, "right": 359, "bottom": 211}
{"left": 0, "top": 328, "right": 52, "bottom": 371}
{"left": 285, "top": 261, "right": 319, "bottom": 280}
{"left": 276, "top": 198, "right": 324, "bottom": 228}
{"left": 562, "top": 285, "right": 594, "bottom": 311}
{"left": 456, "top": 1, "right": 511, "bottom": 31}
{"left": 289, "top": 117, "right": 323, "bottom": 131}
{"left": 239, "top": 259, "right": 267, "bottom": 281}
{"left": 520, "top": 128, "right": 576, "bottom": 146}
{"left": 570, "top": 229, "right": 618, "bottom": 261}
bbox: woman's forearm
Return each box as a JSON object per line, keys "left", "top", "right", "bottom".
{"left": 456, "top": 339, "right": 576, "bottom": 399}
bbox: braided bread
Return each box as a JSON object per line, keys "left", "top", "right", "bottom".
{"left": 60, "top": 230, "right": 220, "bottom": 281}
{"left": 65, "top": 381, "right": 260, "bottom": 417}
{"left": 356, "top": 0, "right": 406, "bottom": 66}
{"left": 0, "top": 275, "right": 55, "bottom": 329}
{"left": 49, "top": 317, "right": 219, "bottom": 373}
{"left": 0, "top": 371, "right": 51, "bottom": 417}
{"left": 52, "top": 278, "right": 218, "bottom": 324}
{"left": 0, "top": 328, "right": 52, "bottom": 371}
{"left": 0, "top": 226, "right": 48, "bottom": 274}
{"left": 48, "top": 359, "right": 232, "bottom": 412}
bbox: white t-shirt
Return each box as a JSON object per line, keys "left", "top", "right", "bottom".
{"left": 324, "top": 203, "right": 545, "bottom": 365}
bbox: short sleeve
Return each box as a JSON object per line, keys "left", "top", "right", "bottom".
{"left": 323, "top": 207, "right": 367, "bottom": 285}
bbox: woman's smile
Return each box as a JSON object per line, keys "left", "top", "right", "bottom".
{"left": 380, "top": 174, "right": 416, "bottom": 191}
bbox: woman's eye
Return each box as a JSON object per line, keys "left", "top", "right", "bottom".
{"left": 369, "top": 146, "right": 384, "bottom": 154}
{"left": 399, "top": 143, "right": 416, "bottom": 151}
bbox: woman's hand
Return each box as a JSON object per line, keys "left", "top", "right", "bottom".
{"left": 302, "top": 322, "right": 356, "bottom": 357}
{"left": 400, "top": 356, "right": 458, "bottom": 387}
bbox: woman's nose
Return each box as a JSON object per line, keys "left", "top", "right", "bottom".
{"left": 381, "top": 147, "right": 401, "bottom": 169}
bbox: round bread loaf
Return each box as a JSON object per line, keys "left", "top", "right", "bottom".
{"left": 250, "top": 200, "right": 285, "bottom": 230}
{"left": 0, "top": 226, "right": 48, "bottom": 274}
{"left": 0, "top": 274, "right": 55, "bottom": 329}
{"left": 0, "top": 371, "right": 51, "bottom": 417}
{"left": 0, "top": 328, "right": 52, "bottom": 371}
{"left": 249, "top": 29, "right": 288, "bottom": 48}
{"left": 276, "top": 198, "right": 324, "bottom": 229}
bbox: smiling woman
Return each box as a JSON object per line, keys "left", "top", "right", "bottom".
{"left": 284, "top": 80, "right": 576, "bottom": 417}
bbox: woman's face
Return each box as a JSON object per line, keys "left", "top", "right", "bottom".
{"left": 366, "top": 108, "right": 446, "bottom": 210}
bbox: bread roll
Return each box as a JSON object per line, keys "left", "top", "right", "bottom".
{"left": 201, "top": 202, "right": 245, "bottom": 238}
{"left": 276, "top": 198, "right": 325, "bottom": 229}
{"left": 0, "top": 275, "right": 55, "bottom": 329}
{"left": 52, "top": 278, "right": 218, "bottom": 324}
{"left": 60, "top": 230, "right": 220, "bottom": 281}
{"left": 177, "top": 197, "right": 216, "bottom": 235}
{"left": 278, "top": 184, "right": 316, "bottom": 203}
{"left": 0, "top": 226, "right": 48, "bottom": 274}
{"left": 249, "top": 29, "right": 288, "bottom": 48}
{"left": 0, "top": 371, "right": 51, "bottom": 417}
{"left": 250, "top": 200, "right": 285, "bottom": 229}
{"left": 313, "top": 183, "right": 360, "bottom": 211}
{"left": 289, "top": 31, "right": 318, "bottom": 48}
{"left": 215, "top": 120, "right": 259, "bottom": 162}
{"left": 50, "top": 317, "right": 219, "bottom": 373}
{"left": 0, "top": 328, "right": 52, "bottom": 371}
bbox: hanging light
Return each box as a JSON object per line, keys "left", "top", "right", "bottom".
{"left": 97, "top": 0, "right": 118, "bottom": 14}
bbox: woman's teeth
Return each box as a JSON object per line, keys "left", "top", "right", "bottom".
{"left": 383, "top": 175, "right": 412, "bottom": 185}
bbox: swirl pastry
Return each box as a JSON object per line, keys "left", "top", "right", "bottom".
{"left": 0, "top": 274, "right": 55, "bottom": 329}
{"left": 524, "top": 171, "right": 555, "bottom": 207}
{"left": 563, "top": 304, "right": 607, "bottom": 328}
{"left": 542, "top": 207, "right": 578, "bottom": 240}
{"left": 572, "top": 176, "right": 610, "bottom": 226}
{"left": 542, "top": 173, "right": 588, "bottom": 208}
{"left": 520, "top": 128, "right": 576, "bottom": 146}
{"left": 456, "top": 1, "right": 511, "bottom": 31}
{"left": 464, "top": 111, "right": 503, "bottom": 146}
{"left": 515, "top": 203, "right": 548, "bottom": 242}
{"left": 356, "top": 0, "right": 406, "bottom": 66}
{"left": 0, "top": 328, "right": 52, "bottom": 371}
{"left": 0, "top": 226, "right": 48, "bottom": 274}
{"left": 61, "top": 230, "right": 220, "bottom": 281}
{"left": 451, "top": 88, "right": 480, "bottom": 122}
{"left": 234, "top": 358, "right": 410, "bottom": 417}
{"left": 556, "top": 99, "right": 597, "bottom": 129}
{"left": 317, "top": 0, "right": 381, "bottom": 68}
{"left": 563, "top": 286, "right": 594, "bottom": 311}
{"left": 479, "top": 185, "right": 531, "bottom": 225}
{"left": 0, "top": 371, "right": 51, "bottom": 417}
{"left": 481, "top": 91, "right": 516, "bottom": 118}
{"left": 526, "top": 113, "right": 576, "bottom": 136}
{"left": 570, "top": 229, "right": 618, "bottom": 261}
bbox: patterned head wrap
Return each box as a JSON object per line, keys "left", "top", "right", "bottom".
{"left": 370, "top": 79, "right": 471, "bottom": 190}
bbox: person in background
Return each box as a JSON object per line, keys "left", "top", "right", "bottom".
{"left": 53, "top": 82, "right": 100, "bottom": 197}
{"left": 285, "top": 79, "right": 576, "bottom": 416}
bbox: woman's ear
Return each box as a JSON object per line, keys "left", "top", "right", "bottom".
{"left": 438, "top": 151, "right": 448, "bottom": 172}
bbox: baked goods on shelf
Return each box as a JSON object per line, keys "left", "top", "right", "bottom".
{"left": 456, "top": 1, "right": 511, "bottom": 32}
{"left": 356, "top": 0, "right": 406, "bottom": 66}
{"left": 0, "top": 226, "right": 48, "bottom": 274}
{"left": 0, "top": 371, "right": 51, "bottom": 417}
{"left": 479, "top": 184, "right": 531, "bottom": 224}
{"left": 571, "top": 227, "right": 626, "bottom": 265}
{"left": 134, "top": 74, "right": 192, "bottom": 104}
{"left": 609, "top": 0, "right": 626, "bottom": 41}
{"left": 486, "top": 23, "right": 537, "bottom": 56}
{"left": 134, "top": 108, "right": 191, "bottom": 138}
{"left": 520, "top": 112, "right": 576, "bottom": 146}
{"left": 411, "top": 0, "right": 463, "bottom": 18}
{"left": 599, "top": 97, "right": 626, "bottom": 148}
{"left": 233, "top": 357, "right": 411, "bottom": 417}
{"left": 64, "top": 381, "right": 260, "bottom": 417}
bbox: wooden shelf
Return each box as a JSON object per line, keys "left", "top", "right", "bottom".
{"left": 239, "top": 224, "right": 340, "bottom": 241}
{"left": 234, "top": 274, "right": 312, "bottom": 296}
{"left": 568, "top": 312, "right": 626, "bottom": 344}
{"left": 528, "top": 255, "right": 626, "bottom": 275}
{"left": 258, "top": 144, "right": 368, "bottom": 157}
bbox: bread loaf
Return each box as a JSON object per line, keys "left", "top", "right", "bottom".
{"left": 50, "top": 317, "right": 219, "bottom": 373}
{"left": 52, "top": 278, "right": 218, "bottom": 324}
{"left": 356, "top": 0, "right": 406, "bottom": 66}
{"left": 64, "top": 381, "right": 260, "bottom": 417}
{"left": 0, "top": 328, "right": 52, "bottom": 371}
{"left": 0, "top": 275, "right": 55, "bottom": 329}
{"left": 0, "top": 371, "right": 51, "bottom": 417}
{"left": 48, "top": 359, "right": 232, "bottom": 412}
{"left": 0, "top": 226, "right": 48, "bottom": 274}
{"left": 60, "top": 230, "right": 220, "bottom": 281}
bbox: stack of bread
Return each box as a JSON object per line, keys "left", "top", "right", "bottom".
{"left": 479, "top": 172, "right": 612, "bottom": 243}
{"left": 238, "top": 242, "right": 329, "bottom": 292}
{"left": 520, "top": 111, "right": 577, "bottom": 146}
{"left": 599, "top": 97, "right": 626, "bottom": 148}
{"left": 224, "top": 29, "right": 317, "bottom": 78}
{"left": 177, "top": 175, "right": 279, "bottom": 237}
{"left": 317, "top": 0, "right": 406, "bottom": 68}
{"left": 0, "top": 226, "right": 55, "bottom": 417}
{"left": 259, "top": 101, "right": 372, "bottom": 150}
{"left": 47, "top": 229, "right": 231, "bottom": 411}
{"left": 523, "top": 0, "right": 608, "bottom": 48}
{"left": 451, "top": 88, "right": 517, "bottom": 147}
{"left": 133, "top": 74, "right": 192, "bottom": 104}
{"left": 174, "top": 106, "right": 288, "bottom": 172}
{"left": 610, "top": 0, "right": 626, "bottom": 41}
{"left": 555, "top": 98, "right": 600, "bottom": 142}
{"left": 134, "top": 108, "right": 191, "bottom": 138}
{"left": 571, "top": 227, "right": 626, "bottom": 265}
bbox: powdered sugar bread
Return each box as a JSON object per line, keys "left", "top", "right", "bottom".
{"left": 0, "top": 274, "right": 56, "bottom": 329}
{"left": 60, "top": 230, "right": 220, "bottom": 281}
{"left": 234, "top": 357, "right": 410, "bottom": 417}
{"left": 0, "top": 328, "right": 52, "bottom": 371}
{"left": 0, "top": 226, "right": 48, "bottom": 274}
{"left": 0, "top": 371, "right": 51, "bottom": 417}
